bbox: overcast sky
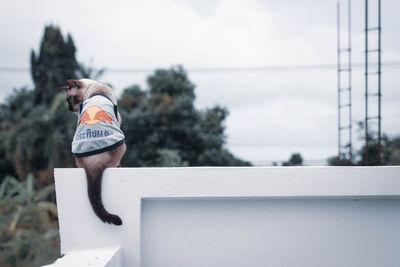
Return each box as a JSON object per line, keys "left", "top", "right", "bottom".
{"left": 1, "top": 0, "right": 399, "bottom": 165}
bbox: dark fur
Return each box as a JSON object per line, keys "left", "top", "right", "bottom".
{"left": 84, "top": 163, "right": 122, "bottom": 225}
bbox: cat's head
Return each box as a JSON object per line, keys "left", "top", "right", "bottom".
{"left": 60, "top": 79, "right": 85, "bottom": 112}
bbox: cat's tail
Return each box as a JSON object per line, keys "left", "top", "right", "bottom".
{"left": 84, "top": 167, "right": 123, "bottom": 226}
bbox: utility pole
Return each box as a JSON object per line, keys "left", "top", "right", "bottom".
{"left": 337, "top": 0, "right": 352, "bottom": 165}
{"left": 364, "top": 0, "right": 382, "bottom": 165}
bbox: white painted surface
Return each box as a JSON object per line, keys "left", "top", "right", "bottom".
{"left": 53, "top": 167, "right": 400, "bottom": 267}
{"left": 44, "top": 246, "right": 121, "bottom": 267}
{"left": 142, "top": 198, "right": 400, "bottom": 267}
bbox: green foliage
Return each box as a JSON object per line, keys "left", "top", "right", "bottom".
{"left": 0, "top": 89, "right": 76, "bottom": 180}
{"left": 0, "top": 25, "right": 91, "bottom": 180}
{"left": 282, "top": 153, "right": 303, "bottom": 166}
{"left": 326, "top": 154, "right": 352, "bottom": 166}
{"left": 326, "top": 121, "right": 400, "bottom": 166}
{"left": 383, "top": 135, "right": 400, "bottom": 165}
{"left": 119, "top": 66, "right": 251, "bottom": 167}
{"left": 326, "top": 156, "right": 340, "bottom": 166}
{"left": 197, "top": 148, "right": 249, "bottom": 166}
{"left": 148, "top": 66, "right": 195, "bottom": 101}
{"left": 355, "top": 134, "right": 400, "bottom": 166}
{"left": 31, "top": 25, "right": 80, "bottom": 105}
{"left": 156, "top": 149, "right": 188, "bottom": 167}
{"left": 0, "top": 175, "right": 59, "bottom": 267}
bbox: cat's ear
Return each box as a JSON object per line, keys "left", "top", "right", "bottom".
{"left": 59, "top": 85, "right": 69, "bottom": 91}
{"left": 66, "top": 79, "right": 83, "bottom": 89}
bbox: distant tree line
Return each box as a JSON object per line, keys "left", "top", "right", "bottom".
{"left": 281, "top": 134, "right": 400, "bottom": 167}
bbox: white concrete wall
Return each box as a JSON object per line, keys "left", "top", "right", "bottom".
{"left": 52, "top": 167, "right": 400, "bottom": 267}
{"left": 44, "top": 246, "right": 121, "bottom": 267}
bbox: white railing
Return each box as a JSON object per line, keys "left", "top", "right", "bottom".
{"left": 46, "top": 167, "right": 400, "bottom": 267}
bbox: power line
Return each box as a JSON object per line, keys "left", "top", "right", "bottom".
{"left": 1, "top": 61, "right": 400, "bottom": 73}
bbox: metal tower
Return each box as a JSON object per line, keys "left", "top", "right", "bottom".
{"left": 337, "top": 0, "right": 352, "bottom": 165}
{"left": 364, "top": 0, "right": 382, "bottom": 165}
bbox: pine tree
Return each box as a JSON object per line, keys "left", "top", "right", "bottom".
{"left": 1, "top": 25, "right": 81, "bottom": 180}
{"left": 31, "top": 25, "right": 79, "bottom": 105}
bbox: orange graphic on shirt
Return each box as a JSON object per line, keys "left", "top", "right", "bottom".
{"left": 79, "top": 106, "right": 113, "bottom": 125}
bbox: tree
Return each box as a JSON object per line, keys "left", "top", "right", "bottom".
{"left": 31, "top": 25, "right": 80, "bottom": 105}
{"left": 282, "top": 153, "right": 303, "bottom": 166}
{"left": 326, "top": 154, "right": 352, "bottom": 166}
{"left": 119, "top": 66, "right": 251, "bottom": 167}
{"left": 0, "top": 88, "right": 77, "bottom": 180}
{"left": 356, "top": 134, "right": 400, "bottom": 166}
{"left": 0, "top": 175, "right": 59, "bottom": 266}
{"left": 383, "top": 135, "right": 400, "bottom": 165}
{"left": 326, "top": 120, "right": 400, "bottom": 166}
{"left": 0, "top": 25, "right": 84, "bottom": 180}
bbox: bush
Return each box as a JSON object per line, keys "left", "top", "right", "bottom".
{"left": 0, "top": 175, "right": 60, "bottom": 267}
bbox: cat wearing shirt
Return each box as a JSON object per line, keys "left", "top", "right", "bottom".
{"left": 61, "top": 79, "right": 125, "bottom": 226}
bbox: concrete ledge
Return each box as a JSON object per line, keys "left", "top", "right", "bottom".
{"left": 44, "top": 246, "right": 121, "bottom": 267}
{"left": 52, "top": 167, "right": 400, "bottom": 267}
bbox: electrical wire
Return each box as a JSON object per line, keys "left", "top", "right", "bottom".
{"left": 1, "top": 61, "right": 400, "bottom": 73}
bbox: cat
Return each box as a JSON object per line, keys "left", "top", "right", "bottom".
{"left": 61, "top": 79, "right": 126, "bottom": 225}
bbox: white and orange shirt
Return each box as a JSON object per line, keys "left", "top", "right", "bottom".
{"left": 72, "top": 94, "right": 125, "bottom": 157}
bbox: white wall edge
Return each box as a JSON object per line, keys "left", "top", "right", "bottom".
{"left": 52, "top": 166, "right": 400, "bottom": 267}
{"left": 43, "top": 246, "right": 121, "bottom": 267}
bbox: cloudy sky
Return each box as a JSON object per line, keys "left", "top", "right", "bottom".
{"left": 1, "top": 0, "right": 399, "bottom": 165}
